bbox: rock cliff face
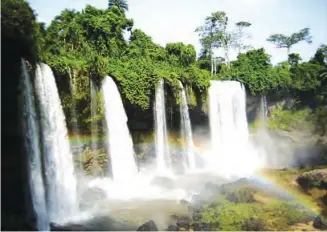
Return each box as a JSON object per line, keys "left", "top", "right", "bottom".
{"left": 1, "top": 53, "right": 33, "bottom": 229}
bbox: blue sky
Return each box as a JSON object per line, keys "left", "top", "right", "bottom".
{"left": 28, "top": 0, "right": 327, "bottom": 64}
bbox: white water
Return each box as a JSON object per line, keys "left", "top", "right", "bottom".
{"left": 208, "top": 80, "right": 261, "bottom": 177}
{"left": 102, "top": 76, "right": 138, "bottom": 182}
{"left": 178, "top": 81, "right": 196, "bottom": 170}
{"left": 20, "top": 60, "right": 49, "bottom": 231}
{"left": 154, "top": 79, "right": 172, "bottom": 175}
{"left": 35, "top": 63, "right": 78, "bottom": 223}
{"left": 260, "top": 95, "right": 268, "bottom": 124}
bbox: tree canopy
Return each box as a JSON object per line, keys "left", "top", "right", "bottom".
{"left": 267, "top": 28, "right": 312, "bottom": 55}
{"left": 108, "top": 0, "right": 128, "bottom": 12}
{"left": 2, "top": 1, "right": 327, "bottom": 135}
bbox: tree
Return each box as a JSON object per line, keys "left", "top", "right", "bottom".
{"left": 235, "top": 21, "right": 252, "bottom": 54}
{"left": 166, "top": 42, "right": 196, "bottom": 67}
{"left": 196, "top": 11, "right": 236, "bottom": 70}
{"left": 225, "top": 48, "right": 276, "bottom": 95}
{"left": 267, "top": 28, "right": 312, "bottom": 55}
{"left": 288, "top": 53, "right": 302, "bottom": 66}
{"left": 108, "top": 0, "right": 128, "bottom": 12}
{"left": 311, "top": 44, "right": 327, "bottom": 66}
{"left": 2, "top": 0, "right": 44, "bottom": 63}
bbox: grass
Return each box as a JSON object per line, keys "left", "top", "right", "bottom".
{"left": 260, "top": 167, "right": 327, "bottom": 215}
{"left": 192, "top": 167, "right": 327, "bottom": 231}
{"left": 197, "top": 193, "right": 314, "bottom": 230}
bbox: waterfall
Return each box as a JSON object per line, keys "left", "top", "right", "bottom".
{"left": 178, "top": 81, "right": 196, "bottom": 169}
{"left": 260, "top": 95, "right": 268, "bottom": 124}
{"left": 208, "top": 80, "right": 252, "bottom": 175}
{"left": 20, "top": 60, "right": 49, "bottom": 231}
{"left": 35, "top": 63, "right": 78, "bottom": 223}
{"left": 102, "top": 76, "right": 137, "bottom": 182}
{"left": 154, "top": 79, "right": 171, "bottom": 174}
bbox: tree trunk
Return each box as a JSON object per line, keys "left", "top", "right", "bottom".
{"left": 210, "top": 46, "right": 213, "bottom": 75}
{"left": 224, "top": 46, "right": 230, "bottom": 67}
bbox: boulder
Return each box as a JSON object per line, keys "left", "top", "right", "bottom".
{"left": 137, "top": 220, "right": 158, "bottom": 231}
{"left": 313, "top": 216, "right": 327, "bottom": 230}
{"left": 50, "top": 222, "right": 87, "bottom": 231}
{"left": 296, "top": 169, "right": 327, "bottom": 190}
{"left": 242, "top": 217, "right": 267, "bottom": 231}
{"left": 193, "top": 222, "right": 210, "bottom": 231}
{"left": 176, "top": 216, "right": 191, "bottom": 229}
{"left": 167, "top": 224, "right": 179, "bottom": 231}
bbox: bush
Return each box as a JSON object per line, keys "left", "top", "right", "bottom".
{"left": 268, "top": 105, "right": 312, "bottom": 131}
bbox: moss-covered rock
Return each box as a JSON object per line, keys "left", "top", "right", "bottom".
{"left": 297, "top": 169, "right": 327, "bottom": 190}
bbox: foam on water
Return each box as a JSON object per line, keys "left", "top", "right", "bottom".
{"left": 207, "top": 80, "right": 263, "bottom": 178}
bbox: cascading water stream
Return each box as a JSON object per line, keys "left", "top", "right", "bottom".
{"left": 20, "top": 60, "right": 49, "bottom": 231}
{"left": 102, "top": 76, "right": 138, "bottom": 182}
{"left": 208, "top": 80, "right": 259, "bottom": 176}
{"left": 260, "top": 95, "right": 268, "bottom": 125}
{"left": 35, "top": 63, "right": 78, "bottom": 223}
{"left": 178, "top": 81, "right": 196, "bottom": 170}
{"left": 154, "top": 79, "right": 171, "bottom": 175}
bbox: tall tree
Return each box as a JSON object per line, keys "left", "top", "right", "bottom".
{"left": 267, "top": 28, "right": 312, "bottom": 55}
{"left": 108, "top": 0, "right": 128, "bottom": 12}
{"left": 235, "top": 21, "right": 251, "bottom": 54}
{"left": 196, "top": 11, "right": 235, "bottom": 71}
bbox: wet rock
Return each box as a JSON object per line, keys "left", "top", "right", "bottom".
{"left": 242, "top": 217, "right": 267, "bottom": 231}
{"left": 137, "top": 220, "right": 158, "bottom": 231}
{"left": 192, "top": 209, "right": 202, "bottom": 221}
{"left": 50, "top": 222, "right": 88, "bottom": 231}
{"left": 176, "top": 216, "right": 191, "bottom": 229}
{"left": 297, "top": 169, "right": 327, "bottom": 190}
{"left": 179, "top": 199, "right": 190, "bottom": 205}
{"left": 167, "top": 224, "right": 179, "bottom": 231}
{"left": 313, "top": 216, "right": 327, "bottom": 230}
{"left": 193, "top": 222, "right": 210, "bottom": 231}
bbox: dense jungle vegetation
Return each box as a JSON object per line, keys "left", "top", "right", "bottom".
{"left": 2, "top": 0, "right": 327, "bottom": 135}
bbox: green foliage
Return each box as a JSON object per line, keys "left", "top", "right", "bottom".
{"left": 166, "top": 42, "right": 196, "bottom": 67}
{"left": 195, "top": 11, "right": 231, "bottom": 60}
{"left": 267, "top": 28, "right": 312, "bottom": 54}
{"left": 268, "top": 105, "right": 312, "bottom": 131}
{"left": 290, "top": 63, "right": 324, "bottom": 92}
{"left": 108, "top": 0, "right": 128, "bottom": 12}
{"left": 288, "top": 53, "right": 302, "bottom": 66}
{"left": 311, "top": 45, "right": 327, "bottom": 66}
{"left": 40, "top": 4, "right": 212, "bottom": 130}
{"left": 1, "top": 0, "right": 44, "bottom": 64}
{"left": 223, "top": 48, "right": 282, "bottom": 95}
{"left": 198, "top": 196, "right": 312, "bottom": 231}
